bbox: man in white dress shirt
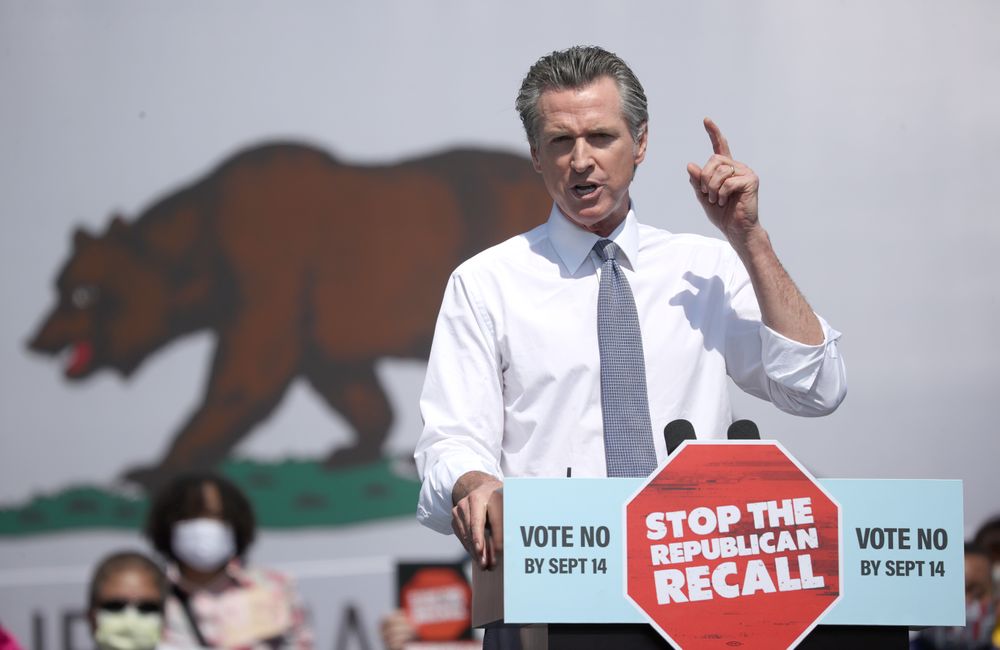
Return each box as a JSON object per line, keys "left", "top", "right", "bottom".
{"left": 414, "top": 46, "right": 847, "bottom": 575}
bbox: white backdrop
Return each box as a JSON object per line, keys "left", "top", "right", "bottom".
{"left": 2, "top": 1, "right": 999, "bottom": 648}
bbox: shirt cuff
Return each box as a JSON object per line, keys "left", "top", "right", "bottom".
{"left": 758, "top": 315, "right": 842, "bottom": 392}
{"left": 416, "top": 453, "right": 500, "bottom": 535}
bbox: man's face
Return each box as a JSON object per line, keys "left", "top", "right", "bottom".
{"left": 530, "top": 76, "right": 647, "bottom": 238}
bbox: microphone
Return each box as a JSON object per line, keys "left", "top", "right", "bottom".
{"left": 664, "top": 419, "right": 696, "bottom": 455}
{"left": 727, "top": 419, "right": 760, "bottom": 441}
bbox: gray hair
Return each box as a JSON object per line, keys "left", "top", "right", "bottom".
{"left": 515, "top": 45, "right": 648, "bottom": 148}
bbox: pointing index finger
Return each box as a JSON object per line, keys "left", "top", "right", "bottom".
{"left": 704, "top": 117, "right": 732, "bottom": 158}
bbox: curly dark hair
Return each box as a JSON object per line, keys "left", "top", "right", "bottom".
{"left": 144, "top": 472, "right": 256, "bottom": 563}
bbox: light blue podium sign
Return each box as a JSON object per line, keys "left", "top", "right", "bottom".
{"left": 503, "top": 478, "right": 963, "bottom": 626}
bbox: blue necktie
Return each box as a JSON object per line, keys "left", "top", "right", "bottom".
{"left": 594, "top": 239, "right": 657, "bottom": 477}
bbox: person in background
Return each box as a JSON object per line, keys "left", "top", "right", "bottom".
{"left": 0, "top": 623, "right": 25, "bottom": 650}
{"left": 975, "top": 517, "right": 1000, "bottom": 590}
{"left": 87, "top": 551, "right": 168, "bottom": 650}
{"left": 913, "top": 543, "right": 997, "bottom": 650}
{"left": 380, "top": 610, "right": 416, "bottom": 650}
{"left": 974, "top": 517, "right": 1000, "bottom": 648}
{"left": 145, "top": 472, "right": 313, "bottom": 649}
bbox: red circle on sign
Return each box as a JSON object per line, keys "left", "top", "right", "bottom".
{"left": 625, "top": 442, "right": 840, "bottom": 649}
{"left": 401, "top": 567, "right": 472, "bottom": 641}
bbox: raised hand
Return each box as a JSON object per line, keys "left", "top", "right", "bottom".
{"left": 686, "top": 118, "right": 761, "bottom": 248}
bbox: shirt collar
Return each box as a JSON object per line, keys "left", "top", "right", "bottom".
{"left": 546, "top": 202, "right": 640, "bottom": 275}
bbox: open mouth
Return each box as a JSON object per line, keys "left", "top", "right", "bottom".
{"left": 572, "top": 183, "right": 601, "bottom": 199}
{"left": 62, "top": 341, "right": 95, "bottom": 377}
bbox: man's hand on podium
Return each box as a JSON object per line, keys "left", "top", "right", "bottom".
{"left": 452, "top": 471, "right": 504, "bottom": 570}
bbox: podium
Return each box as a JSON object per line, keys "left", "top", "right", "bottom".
{"left": 473, "top": 557, "right": 910, "bottom": 649}
{"left": 470, "top": 442, "right": 963, "bottom": 650}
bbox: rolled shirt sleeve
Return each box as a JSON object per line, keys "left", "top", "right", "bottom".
{"left": 724, "top": 256, "right": 847, "bottom": 416}
{"left": 757, "top": 315, "right": 847, "bottom": 415}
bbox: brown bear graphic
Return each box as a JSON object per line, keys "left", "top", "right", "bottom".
{"left": 28, "top": 143, "right": 550, "bottom": 491}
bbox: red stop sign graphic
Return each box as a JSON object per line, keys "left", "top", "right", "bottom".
{"left": 624, "top": 441, "right": 841, "bottom": 649}
{"left": 400, "top": 567, "right": 472, "bottom": 641}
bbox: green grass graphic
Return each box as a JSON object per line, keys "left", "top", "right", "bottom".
{"left": 0, "top": 458, "right": 420, "bottom": 537}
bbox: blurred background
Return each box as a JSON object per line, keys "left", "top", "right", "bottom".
{"left": 2, "top": 1, "right": 998, "bottom": 647}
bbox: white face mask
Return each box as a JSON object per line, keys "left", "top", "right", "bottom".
{"left": 171, "top": 518, "right": 236, "bottom": 572}
{"left": 94, "top": 607, "right": 162, "bottom": 650}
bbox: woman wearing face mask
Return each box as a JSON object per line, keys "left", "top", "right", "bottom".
{"left": 88, "top": 551, "right": 168, "bottom": 650}
{"left": 145, "top": 473, "right": 313, "bottom": 649}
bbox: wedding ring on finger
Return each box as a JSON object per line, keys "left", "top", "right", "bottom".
{"left": 729, "top": 164, "right": 737, "bottom": 177}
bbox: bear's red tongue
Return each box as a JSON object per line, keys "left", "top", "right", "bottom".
{"left": 67, "top": 341, "right": 94, "bottom": 377}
